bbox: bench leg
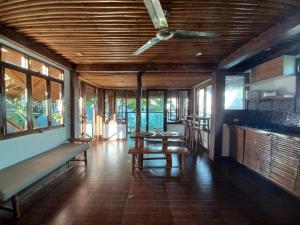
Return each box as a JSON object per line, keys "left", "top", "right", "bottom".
{"left": 12, "top": 195, "right": 20, "bottom": 219}
{"left": 166, "top": 153, "right": 172, "bottom": 168}
{"left": 84, "top": 150, "right": 88, "bottom": 166}
{"left": 132, "top": 153, "right": 136, "bottom": 175}
{"left": 138, "top": 154, "right": 143, "bottom": 170}
{"left": 179, "top": 153, "right": 184, "bottom": 176}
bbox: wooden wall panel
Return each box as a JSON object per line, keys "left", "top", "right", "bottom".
{"left": 251, "top": 56, "right": 284, "bottom": 82}
{"left": 270, "top": 136, "right": 300, "bottom": 191}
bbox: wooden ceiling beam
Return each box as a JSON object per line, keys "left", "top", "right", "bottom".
{"left": 219, "top": 13, "right": 300, "bottom": 70}
{"left": 76, "top": 63, "right": 216, "bottom": 73}
{"left": 0, "top": 24, "right": 73, "bottom": 69}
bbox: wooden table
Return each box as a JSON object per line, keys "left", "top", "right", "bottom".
{"left": 129, "top": 131, "right": 187, "bottom": 175}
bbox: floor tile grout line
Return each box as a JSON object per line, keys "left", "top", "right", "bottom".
{"left": 165, "top": 179, "right": 176, "bottom": 225}
{"left": 121, "top": 168, "right": 134, "bottom": 225}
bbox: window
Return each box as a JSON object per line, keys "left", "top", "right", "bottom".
{"left": 205, "top": 85, "right": 212, "bottom": 117}
{"left": 32, "top": 76, "right": 48, "bottom": 129}
{"left": 50, "top": 81, "right": 63, "bottom": 126}
{"left": 4, "top": 68, "right": 28, "bottom": 133}
{"left": 115, "top": 90, "right": 126, "bottom": 121}
{"left": 178, "top": 90, "right": 188, "bottom": 120}
{"left": 49, "top": 66, "right": 64, "bottom": 80}
{"left": 148, "top": 90, "right": 164, "bottom": 131}
{"left": 167, "top": 91, "right": 177, "bottom": 122}
{"left": 0, "top": 45, "right": 64, "bottom": 137}
{"left": 1, "top": 47, "right": 28, "bottom": 68}
{"left": 197, "top": 85, "right": 211, "bottom": 118}
{"left": 198, "top": 89, "right": 205, "bottom": 117}
{"left": 29, "top": 58, "right": 48, "bottom": 75}
{"left": 225, "top": 75, "right": 246, "bottom": 110}
{"left": 104, "top": 90, "right": 115, "bottom": 121}
{"left": 167, "top": 90, "right": 188, "bottom": 122}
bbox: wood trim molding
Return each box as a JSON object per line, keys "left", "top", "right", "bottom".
{"left": 76, "top": 63, "right": 216, "bottom": 73}
{"left": 0, "top": 24, "right": 73, "bottom": 69}
{"left": 219, "top": 13, "right": 300, "bottom": 70}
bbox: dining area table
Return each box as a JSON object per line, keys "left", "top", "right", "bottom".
{"left": 128, "top": 131, "right": 188, "bottom": 175}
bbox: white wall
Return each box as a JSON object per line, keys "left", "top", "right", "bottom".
{"left": 167, "top": 124, "right": 185, "bottom": 136}
{"left": 0, "top": 38, "right": 71, "bottom": 169}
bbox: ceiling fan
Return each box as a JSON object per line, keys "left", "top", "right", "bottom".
{"left": 133, "top": 0, "right": 218, "bottom": 56}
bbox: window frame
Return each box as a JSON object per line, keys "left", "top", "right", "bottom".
{"left": 196, "top": 83, "right": 212, "bottom": 118}
{"left": 0, "top": 45, "right": 65, "bottom": 140}
{"left": 166, "top": 89, "right": 189, "bottom": 124}
{"left": 224, "top": 73, "right": 249, "bottom": 111}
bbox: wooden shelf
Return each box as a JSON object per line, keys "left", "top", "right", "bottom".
{"left": 247, "top": 95, "right": 295, "bottom": 101}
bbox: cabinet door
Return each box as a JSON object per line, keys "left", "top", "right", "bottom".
{"left": 255, "top": 132, "right": 272, "bottom": 178}
{"left": 270, "top": 136, "right": 300, "bottom": 191}
{"left": 244, "top": 129, "right": 257, "bottom": 171}
{"left": 230, "top": 126, "right": 244, "bottom": 164}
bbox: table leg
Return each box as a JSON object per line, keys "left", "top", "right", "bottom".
{"left": 138, "top": 153, "right": 143, "bottom": 170}
{"left": 162, "top": 137, "right": 172, "bottom": 168}
{"left": 179, "top": 153, "right": 184, "bottom": 175}
{"left": 132, "top": 153, "right": 136, "bottom": 175}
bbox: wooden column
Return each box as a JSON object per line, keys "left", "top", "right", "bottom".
{"left": 136, "top": 72, "right": 142, "bottom": 133}
{"left": 295, "top": 58, "right": 300, "bottom": 113}
{"left": 209, "top": 70, "right": 226, "bottom": 161}
{"left": 70, "top": 71, "right": 80, "bottom": 138}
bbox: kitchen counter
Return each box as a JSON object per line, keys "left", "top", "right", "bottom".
{"left": 227, "top": 124, "right": 300, "bottom": 141}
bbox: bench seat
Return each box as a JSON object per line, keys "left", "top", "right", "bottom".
{"left": 128, "top": 146, "right": 189, "bottom": 175}
{"left": 144, "top": 138, "right": 185, "bottom": 146}
{"left": 128, "top": 146, "right": 189, "bottom": 154}
{"left": 0, "top": 143, "right": 89, "bottom": 202}
{"left": 0, "top": 142, "right": 89, "bottom": 218}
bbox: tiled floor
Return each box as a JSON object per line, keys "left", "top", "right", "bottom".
{"left": 1, "top": 140, "right": 300, "bottom": 225}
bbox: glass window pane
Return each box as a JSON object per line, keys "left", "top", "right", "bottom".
{"left": 225, "top": 76, "right": 245, "bottom": 110}
{"left": 29, "top": 58, "right": 48, "bottom": 75}
{"left": 116, "top": 90, "right": 126, "bottom": 121}
{"left": 4, "top": 68, "right": 28, "bottom": 133}
{"left": 148, "top": 91, "right": 164, "bottom": 131}
{"left": 50, "top": 81, "right": 63, "bottom": 126}
{"left": 149, "top": 91, "right": 164, "bottom": 112}
{"left": 32, "top": 76, "right": 48, "bottom": 129}
{"left": 179, "top": 90, "right": 188, "bottom": 121}
{"left": 167, "top": 91, "right": 177, "bottom": 122}
{"left": 205, "top": 85, "right": 212, "bottom": 118}
{"left": 1, "top": 47, "right": 28, "bottom": 68}
{"left": 104, "top": 90, "right": 115, "bottom": 120}
{"left": 198, "top": 89, "right": 205, "bottom": 117}
{"left": 85, "top": 86, "right": 95, "bottom": 137}
{"left": 49, "top": 66, "right": 64, "bottom": 80}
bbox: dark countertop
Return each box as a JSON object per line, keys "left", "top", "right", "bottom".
{"left": 226, "top": 123, "right": 300, "bottom": 140}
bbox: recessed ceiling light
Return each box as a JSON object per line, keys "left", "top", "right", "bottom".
{"left": 76, "top": 52, "right": 85, "bottom": 56}
{"left": 196, "top": 52, "right": 203, "bottom": 56}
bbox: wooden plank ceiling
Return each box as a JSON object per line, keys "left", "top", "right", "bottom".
{"left": 1, "top": 0, "right": 300, "bottom": 88}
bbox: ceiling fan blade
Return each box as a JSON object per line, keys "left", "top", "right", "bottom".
{"left": 173, "top": 30, "right": 218, "bottom": 39}
{"left": 144, "top": 0, "right": 168, "bottom": 29}
{"left": 133, "top": 37, "right": 160, "bottom": 56}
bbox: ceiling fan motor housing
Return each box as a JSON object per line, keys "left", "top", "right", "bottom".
{"left": 156, "top": 29, "right": 174, "bottom": 40}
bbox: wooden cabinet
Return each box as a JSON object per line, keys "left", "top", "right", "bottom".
{"left": 229, "top": 126, "right": 244, "bottom": 164}
{"left": 230, "top": 125, "right": 300, "bottom": 198}
{"left": 244, "top": 128, "right": 258, "bottom": 171}
{"left": 270, "top": 136, "right": 300, "bottom": 192}
{"left": 255, "top": 131, "right": 272, "bottom": 178}
{"left": 243, "top": 128, "right": 271, "bottom": 176}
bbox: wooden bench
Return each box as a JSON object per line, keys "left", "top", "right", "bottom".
{"left": 144, "top": 138, "right": 185, "bottom": 146}
{"left": 128, "top": 146, "right": 189, "bottom": 175}
{"left": 0, "top": 138, "right": 91, "bottom": 219}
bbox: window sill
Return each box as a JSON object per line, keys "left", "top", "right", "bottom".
{"left": 0, "top": 125, "right": 65, "bottom": 141}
